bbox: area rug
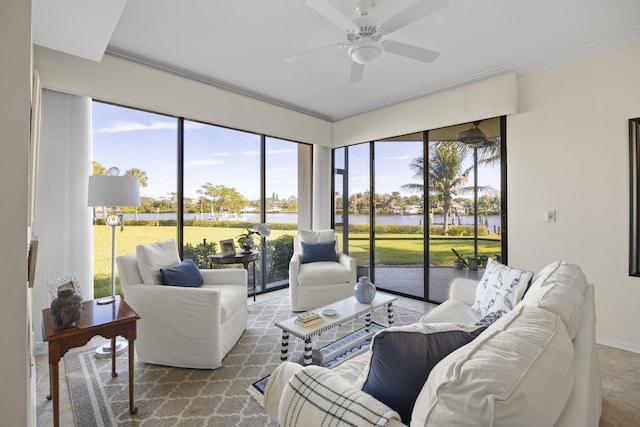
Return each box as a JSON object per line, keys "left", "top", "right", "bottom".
{"left": 64, "top": 296, "right": 423, "bottom": 426}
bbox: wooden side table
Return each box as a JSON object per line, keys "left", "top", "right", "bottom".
{"left": 42, "top": 296, "right": 140, "bottom": 427}
{"left": 208, "top": 250, "right": 259, "bottom": 300}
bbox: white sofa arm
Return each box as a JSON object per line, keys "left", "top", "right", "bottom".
{"left": 200, "top": 268, "right": 247, "bottom": 286}
{"left": 289, "top": 253, "right": 301, "bottom": 286}
{"left": 264, "top": 362, "right": 304, "bottom": 421}
{"left": 337, "top": 251, "right": 358, "bottom": 284}
{"left": 449, "top": 277, "right": 479, "bottom": 305}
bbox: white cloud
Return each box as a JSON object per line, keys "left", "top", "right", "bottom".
{"left": 94, "top": 120, "right": 204, "bottom": 134}
{"left": 266, "top": 148, "right": 296, "bottom": 155}
{"left": 378, "top": 155, "right": 413, "bottom": 161}
{"left": 184, "top": 159, "right": 224, "bottom": 168}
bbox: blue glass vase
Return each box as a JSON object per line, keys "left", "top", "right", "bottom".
{"left": 354, "top": 276, "right": 376, "bottom": 304}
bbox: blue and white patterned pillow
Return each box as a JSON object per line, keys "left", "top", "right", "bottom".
{"left": 472, "top": 258, "right": 533, "bottom": 317}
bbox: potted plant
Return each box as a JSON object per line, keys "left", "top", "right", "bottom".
{"left": 478, "top": 255, "right": 489, "bottom": 268}
{"left": 236, "top": 223, "right": 271, "bottom": 253}
{"left": 451, "top": 248, "right": 468, "bottom": 270}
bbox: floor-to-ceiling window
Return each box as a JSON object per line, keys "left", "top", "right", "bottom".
{"left": 374, "top": 133, "right": 426, "bottom": 298}
{"left": 263, "top": 137, "right": 310, "bottom": 290}
{"left": 334, "top": 143, "right": 371, "bottom": 277}
{"left": 91, "top": 101, "right": 178, "bottom": 297}
{"left": 333, "top": 117, "right": 505, "bottom": 303}
{"left": 92, "top": 101, "right": 311, "bottom": 298}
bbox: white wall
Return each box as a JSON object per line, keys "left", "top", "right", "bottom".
{"left": 0, "top": 0, "right": 32, "bottom": 425}
{"left": 34, "top": 46, "right": 333, "bottom": 147}
{"left": 333, "top": 73, "right": 518, "bottom": 147}
{"left": 508, "top": 43, "right": 640, "bottom": 352}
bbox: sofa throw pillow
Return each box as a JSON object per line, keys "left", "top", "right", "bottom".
{"left": 359, "top": 323, "right": 485, "bottom": 424}
{"left": 297, "top": 229, "right": 338, "bottom": 253}
{"left": 160, "top": 258, "right": 203, "bottom": 287}
{"left": 299, "top": 229, "right": 336, "bottom": 244}
{"left": 471, "top": 257, "right": 533, "bottom": 317}
{"left": 279, "top": 365, "right": 401, "bottom": 427}
{"left": 136, "top": 239, "right": 181, "bottom": 285}
{"left": 474, "top": 309, "right": 507, "bottom": 327}
{"left": 301, "top": 240, "right": 337, "bottom": 263}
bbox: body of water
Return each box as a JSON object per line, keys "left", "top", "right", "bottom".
{"left": 123, "top": 212, "right": 501, "bottom": 230}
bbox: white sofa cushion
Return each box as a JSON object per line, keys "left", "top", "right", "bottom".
{"left": 413, "top": 304, "right": 574, "bottom": 427}
{"left": 521, "top": 281, "right": 585, "bottom": 340}
{"left": 297, "top": 261, "right": 351, "bottom": 286}
{"left": 420, "top": 300, "right": 481, "bottom": 325}
{"left": 471, "top": 258, "right": 533, "bottom": 317}
{"left": 136, "top": 239, "right": 181, "bottom": 285}
{"left": 299, "top": 228, "right": 336, "bottom": 243}
{"left": 530, "top": 260, "right": 588, "bottom": 294}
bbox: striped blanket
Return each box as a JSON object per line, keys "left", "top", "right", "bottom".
{"left": 278, "top": 364, "right": 401, "bottom": 427}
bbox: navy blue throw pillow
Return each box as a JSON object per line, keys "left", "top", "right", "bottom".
{"left": 160, "top": 258, "right": 203, "bottom": 287}
{"left": 361, "top": 324, "right": 486, "bottom": 424}
{"left": 301, "top": 240, "right": 337, "bottom": 263}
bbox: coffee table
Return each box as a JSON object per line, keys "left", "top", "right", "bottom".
{"left": 275, "top": 293, "right": 398, "bottom": 366}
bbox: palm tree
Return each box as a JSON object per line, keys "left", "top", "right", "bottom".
{"left": 91, "top": 161, "right": 108, "bottom": 223}
{"left": 125, "top": 168, "right": 148, "bottom": 221}
{"left": 402, "top": 146, "right": 468, "bottom": 235}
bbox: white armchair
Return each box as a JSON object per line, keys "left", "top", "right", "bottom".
{"left": 289, "top": 230, "right": 357, "bottom": 312}
{"left": 116, "top": 239, "right": 248, "bottom": 369}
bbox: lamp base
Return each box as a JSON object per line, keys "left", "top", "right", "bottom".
{"left": 95, "top": 339, "right": 128, "bottom": 358}
{"left": 96, "top": 295, "right": 116, "bottom": 305}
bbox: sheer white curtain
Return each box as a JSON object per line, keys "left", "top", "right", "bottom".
{"left": 31, "top": 89, "right": 93, "bottom": 342}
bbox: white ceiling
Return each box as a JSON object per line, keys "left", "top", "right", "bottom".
{"left": 33, "top": 0, "right": 640, "bottom": 121}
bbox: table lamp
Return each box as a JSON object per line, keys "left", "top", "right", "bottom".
{"left": 88, "top": 167, "right": 140, "bottom": 305}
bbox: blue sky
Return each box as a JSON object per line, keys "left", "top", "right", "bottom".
{"left": 92, "top": 101, "right": 500, "bottom": 202}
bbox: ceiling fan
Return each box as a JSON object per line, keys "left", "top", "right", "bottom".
{"left": 286, "top": 0, "right": 449, "bottom": 83}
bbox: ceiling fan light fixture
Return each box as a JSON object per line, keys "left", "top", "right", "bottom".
{"left": 349, "top": 40, "right": 382, "bottom": 64}
{"left": 458, "top": 122, "right": 486, "bottom": 147}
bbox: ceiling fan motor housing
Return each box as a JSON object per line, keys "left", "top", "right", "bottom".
{"left": 349, "top": 39, "right": 383, "bottom": 64}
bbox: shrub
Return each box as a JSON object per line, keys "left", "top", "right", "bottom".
{"left": 267, "top": 234, "right": 294, "bottom": 281}
{"left": 183, "top": 239, "right": 218, "bottom": 268}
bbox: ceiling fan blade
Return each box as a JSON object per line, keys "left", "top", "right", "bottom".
{"left": 380, "top": 0, "right": 449, "bottom": 34}
{"left": 384, "top": 40, "right": 439, "bottom": 63}
{"left": 285, "top": 43, "right": 347, "bottom": 63}
{"left": 306, "top": 0, "right": 359, "bottom": 32}
{"left": 348, "top": 61, "right": 365, "bottom": 83}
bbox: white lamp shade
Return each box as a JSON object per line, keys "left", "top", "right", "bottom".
{"left": 88, "top": 175, "right": 141, "bottom": 207}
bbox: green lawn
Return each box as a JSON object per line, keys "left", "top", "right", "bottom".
{"left": 93, "top": 225, "right": 501, "bottom": 298}
{"left": 345, "top": 234, "right": 501, "bottom": 266}
{"left": 92, "top": 224, "right": 294, "bottom": 297}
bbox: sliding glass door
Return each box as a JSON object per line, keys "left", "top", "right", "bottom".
{"left": 333, "top": 117, "right": 505, "bottom": 303}
{"left": 373, "top": 133, "right": 426, "bottom": 298}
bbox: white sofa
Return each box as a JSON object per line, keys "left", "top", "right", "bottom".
{"left": 265, "top": 261, "right": 601, "bottom": 426}
{"left": 116, "top": 239, "right": 248, "bottom": 369}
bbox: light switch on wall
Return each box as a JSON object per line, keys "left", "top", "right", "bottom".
{"left": 545, "top": 210, "right": 556, "bottom": 222}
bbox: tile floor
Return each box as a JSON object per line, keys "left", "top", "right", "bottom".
{"left": 36, "top": 290, "right": 640, "bottom": 426}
